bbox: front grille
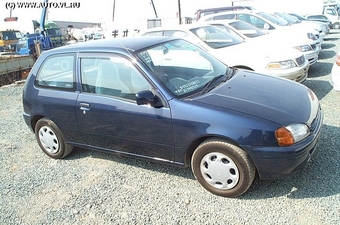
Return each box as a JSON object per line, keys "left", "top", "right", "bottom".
{"left": 311, "top": 44, "right": 317, "bottom": 50}
{"left": 295, "top": 55, "right": 306, "bottom": 66}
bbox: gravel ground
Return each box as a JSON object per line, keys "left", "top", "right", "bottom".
{"left": 1, "top": 30, "right": 340, "bottom": 225}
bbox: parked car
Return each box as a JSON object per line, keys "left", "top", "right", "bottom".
{"left": 142, "top": 24, "right": 309, "bottom": 82}
{"left": 322, "top": 6, "right": 340, "bottom": 29}
{"left": 195, "top": 6, "right": 254, "bottom": 21}
{"left": 331, "top": 50, "right": 340, "bottom": 91}
{"left": 274, "top": 12, "right": 329, "bottom": 36}
{"left": 256, "top": 12, "right": 324, "bottom": 46}
{"left": 290, "top": 13, "right": 333, "bottom": 29}
{"left": 200, "top": 10, "right": 321, "bottom": 65}
{"left": 22, "top": 36, "right": 323, "bottom": 197}
{"left": 205, "top": 19, "right": 268, "bottom": 39}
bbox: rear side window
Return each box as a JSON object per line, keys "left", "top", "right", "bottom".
{"left": 35, "top": 54, "right": 75, "bottom": 90}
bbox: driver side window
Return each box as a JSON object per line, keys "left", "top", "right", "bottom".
{"left": 81, "top": 57, "right": 151, "bottom": 100}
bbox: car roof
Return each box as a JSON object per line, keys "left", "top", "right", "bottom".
{"left": 43, "top": 36, "right": 178, "bottom": 54}
{"left": 200, "top": 10, "right": 279, "bottom": 26}
{"left": 199, "top": 10, "right": 258, "bottom": 20}
{"left": 143, "top": 23, "right": 216, "bottom": 33}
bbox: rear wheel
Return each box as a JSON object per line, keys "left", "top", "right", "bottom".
{"left": 191, "top": 139, "right": 255, "bottom": 197}
{"left": 35, "top": 118, "right": 73, "bottom": 159}
{"left": 333, "top": 23, "right": 340, "bottom": 29}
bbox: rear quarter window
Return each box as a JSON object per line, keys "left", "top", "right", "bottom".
{"left": 35, "top": 54, "right": 76, "bottom": 91}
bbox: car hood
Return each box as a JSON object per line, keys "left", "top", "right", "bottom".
{"left": 267, "top": 27, "right": 316, "bottom": 47}
{"left": 209, "top": 40, "right": 302, "bottom": 67}
{"left": 193, "top": 70, "right": 318, "bottom": 126}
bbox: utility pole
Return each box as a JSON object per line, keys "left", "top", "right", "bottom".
{"left": 150, "top": 0, "right": 158, "bottom": 18}
{"left": 178, "top": 0, "right": 182, "bottom": 24}
{"left": 112, "top": 0, "right": 116, "bottom": 21}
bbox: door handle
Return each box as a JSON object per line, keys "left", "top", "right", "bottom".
{"left": 79, "top": 102, "right": 90, "bottom": 114}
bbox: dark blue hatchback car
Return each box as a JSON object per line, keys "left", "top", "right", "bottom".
{"left": 23, "top": 36, "right": 323, "bottom": 197}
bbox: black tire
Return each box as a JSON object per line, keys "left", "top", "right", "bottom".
{"left": 191, "top": 139, "right": 255, "bottom": 197}
{"left": 34, "top": 117, "right": 73, "bottom": 159}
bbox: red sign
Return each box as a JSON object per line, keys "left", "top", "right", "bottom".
{"left": 4, "top": 17, "right": 18, "bottom": 22}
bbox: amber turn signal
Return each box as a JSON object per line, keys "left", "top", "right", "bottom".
{"left": 275, "top": 127, "right": 295, "bottom": 146}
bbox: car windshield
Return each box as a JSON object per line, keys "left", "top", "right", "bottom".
{"left": 0, "top": 31, "right": 22, "bottom": 40}
{"left": 137, "top": 39, "right": 231, "bottom": 98}
{"left": 257, "top": 12, "right": 290, "bottom": 26}
{"left": 228, "top": 20, "right": 266, "bottom": 38}
{"left": 190, "top": 25, "right": 243, "bottom": 49}
{"left": 290, "top": 13, "right": 307, "bottom": 20}
{"left": 275, "top": 12, "right": 300, "bottom": 24}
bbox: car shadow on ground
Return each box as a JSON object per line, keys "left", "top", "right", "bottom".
{"left": 317, "top": 49, "right": 337, "bottom": 59}
{"left": 303, "top": 79, "right": 333, "bottom": 100}
{"left": 308, "top": 62, "right": 334, "bottom": 77}
{"left": 321, "top": 43, "right": 336, "bottom": 50}
{"left": 323, "top": 36, "right": 340, "bottom": 42}
{"left": 67, "top": 146, "right": 195, "bottom": 180}
{"left": 65, "top": 123, "right": 339, "bottom": 200}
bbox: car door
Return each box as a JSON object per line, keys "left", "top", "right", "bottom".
{"left": 33, "top": 53, "right": 80, "bottom": 140}
{"left": 75, "top": 53, "right": 175, "bottom": 161}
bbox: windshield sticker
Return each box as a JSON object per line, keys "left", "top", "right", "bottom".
{"left": 140, "top": 51, "right": 152, "bottom": 64}
{"left": 174, "top": 79, "right": 201, "bottom": 95}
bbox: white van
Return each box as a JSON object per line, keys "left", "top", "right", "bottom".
{"left": 323, "top": 6, "right": 340, "bottom": 29}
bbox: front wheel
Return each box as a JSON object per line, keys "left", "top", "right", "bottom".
{"left": 191, "top": 139, "right": 255, "bottom": 197}
{"left": 35, "top": 118, "right": 73, "bottom": 159}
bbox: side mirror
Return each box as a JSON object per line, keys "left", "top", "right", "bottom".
{"left": 135, "top": 90, "right": 154, "bottom": 104}
{"left": 263, "top": 23, "right": 270, "bottom": 30}
{"left": 136, "top": 90, "right": 163, "bottom": 108}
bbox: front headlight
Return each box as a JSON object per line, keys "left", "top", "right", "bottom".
{"left": 275, "top": 124, "right": 310, "bottom": 146}
{"left": 307, "top": 33, "right": 317, "bottom": 40}
{"left": 294, "top": 45, "right": 312, "bottom": 52}
{"left": 266, "top": 60, "right": 296, "bottom": 69}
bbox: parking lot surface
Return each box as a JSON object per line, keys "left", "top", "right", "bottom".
{"left": 0, "top": 31, "right": 339, "bottom": 224}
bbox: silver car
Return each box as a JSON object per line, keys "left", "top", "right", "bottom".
{"left": 142, "top": 24, "right": 309, "bottom": 82}
{"left": 200, "top": 10, "right": 321, "bottom": 65}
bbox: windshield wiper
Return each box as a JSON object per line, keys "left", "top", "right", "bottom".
{"left": 200, "top": 67, "right": 236, "bottom": 95}
{"left": 200, "top": 74, "right": 226, "bottom": 95}
{"left": 226, "top": 67, "right": 236, "bottom": 79}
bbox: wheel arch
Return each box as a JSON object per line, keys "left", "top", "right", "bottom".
{"left": 184, "top": 135, "right": 245, "bottom": 167}
{"left": 30, "top": 115, "right": 45, "bottom": 132}
{"left": 332, "top": 22, "right": 340, "bottom": 29}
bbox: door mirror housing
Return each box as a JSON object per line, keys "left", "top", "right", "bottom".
{"left": 136, "top": 90, "right": 163, "bottom": 108}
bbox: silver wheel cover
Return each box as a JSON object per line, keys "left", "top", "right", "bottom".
{"left": 200, "top": 152, "right": 239, "bottom": 190}
{"left": 38, "top": 126, "right": 59, "bottom": 154}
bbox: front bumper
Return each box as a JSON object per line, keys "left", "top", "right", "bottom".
{"left": 243, "top": 105, "right": 323, "bottom": 179}
{"left": 266, "top": 55, "right": 309, "bottom": 83}
{"left": 303, "top": 49, "right": 319, "bottom": 65}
